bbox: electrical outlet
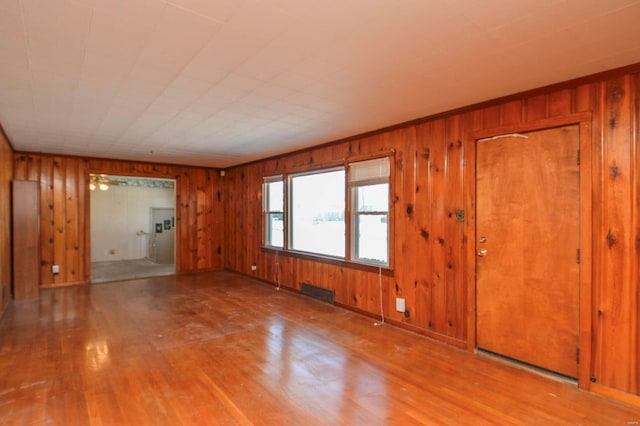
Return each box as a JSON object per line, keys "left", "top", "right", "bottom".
{"left": 396, "top": 297, "right": 406, "bottom": 313}
{"left": 52, "top": 265, "right": 60, "bottom": 274}
{"left": 251, "top": 264, "right": 257, "bottom": 271}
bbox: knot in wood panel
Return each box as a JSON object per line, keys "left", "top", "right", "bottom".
{"left": 609, "top": 163, "right": 620, "bottom": 179}
{"left": 607, "top": 82, "right": 624, "bottom": 129}
{"left": 606, "top": 230, "right": 616, "bottom": 248}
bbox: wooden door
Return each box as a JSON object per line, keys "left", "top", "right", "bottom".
{"left": 476, "top": 125, "right": 580, "bottom": 378}
{"left": 13, "top": 180, "right": 40, "bottom": 299}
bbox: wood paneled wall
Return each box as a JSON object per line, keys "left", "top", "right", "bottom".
{"left": 224, "top": 67, "right": 640, "bottom": 402}
{"left": 13, "top": 154, "right": 225, "bottom": 287}
{"left": 0, "top": 128, "right": 13, "bottom": 313}
{"left": 590, "top": 74, "right": 640, "bottom": 403}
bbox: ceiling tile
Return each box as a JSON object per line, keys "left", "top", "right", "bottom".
{"left": 0, "top": 0, "right": 639, "bottom": 168}
{"left": 165, "top": 0, "right": 242, "bottom": 23}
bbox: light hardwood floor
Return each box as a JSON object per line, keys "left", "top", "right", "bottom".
{"left": 0, "top": 271, "right": 637, "bottom": 425}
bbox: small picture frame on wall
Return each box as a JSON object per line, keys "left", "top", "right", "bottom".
{"left": 155, "top": 223, "right": 163, "bottom": 233}
{"left": 164, "top": 220, "right": 171, "bottom": 230}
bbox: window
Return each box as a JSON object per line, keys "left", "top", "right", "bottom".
{"left": 289, "top": 168, "right": 345, "bottom": 257}
{"left": 350, "top": 158, "right": 390, "bottom": 265}
{"left": 261, "top": 155, "right": 392, "bottom": 267}
{"left": 263, "top": 176, "right": 284, "bottom": 248}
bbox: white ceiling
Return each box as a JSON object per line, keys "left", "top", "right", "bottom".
{"left": 1, "top": 0, "right": 640, "bottom": 168}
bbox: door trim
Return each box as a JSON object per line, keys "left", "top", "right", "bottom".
{"left": 463, "top": 113, "right": 593, "bottom": 390}
{"left": 86, "top": 174, "right": 179, "bottom": 281}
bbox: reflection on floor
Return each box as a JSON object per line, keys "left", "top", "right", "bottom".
{"left": 1, "top": 271, "right": 636, "bottom": 424}
{"left": 91, "top": 258, "right": 175, "bottom": 283}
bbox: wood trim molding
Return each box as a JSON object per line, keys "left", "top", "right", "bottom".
{"left": 344, "top": 149, "right": 396, "bottom": 164}
{"left": 468, "top": 112, "right": 593, "bottom": 141}
{"left": 260, "top": 246, "right": 395, "bottom": 276}
{"left": 577, "top": 120, "right": 594, "bottom": 391}
{"left": 264, "top": 158, "right": 347, "bottom": 177}
{"left": 590, "top": 383, "right": 640, "bottom": 409}
{"left": 0, "top": 123, "right": 16, "bottom": 151}
{"left": 14, "top": 151, "right": 220, "bottom": 174}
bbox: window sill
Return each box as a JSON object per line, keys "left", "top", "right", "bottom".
{"left": 261, "top": 246, "right": 394, "bottom": 276}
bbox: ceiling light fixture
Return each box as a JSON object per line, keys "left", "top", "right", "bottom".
{"left": 89, "top": 175, "right": 109, "bottom": 191}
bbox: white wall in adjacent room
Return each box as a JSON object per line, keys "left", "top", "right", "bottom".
{"left": 91, "top": 185, "right": 174, "bottom": 262}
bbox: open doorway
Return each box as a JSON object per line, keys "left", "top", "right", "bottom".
{"left": 90, "top": 174, "right": 176, "bottom": 283}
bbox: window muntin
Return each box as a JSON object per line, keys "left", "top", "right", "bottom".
{"left": 289, "top": 168, "right": 345, "bottom": 258}
{"left": 263, "top": 177, "right": 284, "bottom": 248}
{"left": 350, "top": 157, "right": 390, "bottom": 265}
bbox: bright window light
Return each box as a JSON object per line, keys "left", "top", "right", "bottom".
{"left": 289, "top": 169, "right": 345, "bottom": 257}
{"left": 263, "top": 177, "right": 284, "bottom": 248}
{"left": 350, "top": 157, "right": 390, "bottom": 265}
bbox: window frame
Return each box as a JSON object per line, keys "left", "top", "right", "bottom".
{"left": 262, "top": 175, "right": 284, "bottom": 249}
{"left": 287, "top": 166, "right": 346, "bottom": 259}
{"left": 260, "top": 153, "right": 394, "bottom": 270}
{"left": 350, "top": 178, "right": 390, "bottom": 266}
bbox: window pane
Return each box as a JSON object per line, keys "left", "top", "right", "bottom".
{"left": 353, "top": 182, "right": 389, "bottom": 265}
{"left": 266, "top": 213, "right": 284, "bottom": 247}
{"left": 264, "top": 179, "right": 283, "bottom": 248}
{"left": 356, "top": 214, "right": 388, "bottom": 263}
{"left": 290, "top": 170, "right": 345, "bottom": 257}
{"left": 266, "top": 180, "right": 283, "bottom": 211}
{"left": 356, "top": 183, "right": 388, "bottom": 212}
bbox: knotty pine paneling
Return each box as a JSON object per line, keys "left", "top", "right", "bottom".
{"left": 0, "top": 129, "right": 13, "bottom": 312}
{"left": 591, "top": 75, "right": 640, "bottom": 396}
{"left": 224, "top": 67, "right": 640, "bottom": 402}
{"left": 13, "top": 154, "right": 224, "bottom": 287}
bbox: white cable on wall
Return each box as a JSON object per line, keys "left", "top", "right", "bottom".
{"left": 374, "top": 265, "right": 385, "bottom": 326}
{"left": 275, "top": 249, "right": 281, "bottom": 291}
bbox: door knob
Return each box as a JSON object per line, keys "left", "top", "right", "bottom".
{"left": 479, "top": 236, "right": 487, "bottom": 243}
{"left": 477, "top": 248, "right": 488, "bottom": 257}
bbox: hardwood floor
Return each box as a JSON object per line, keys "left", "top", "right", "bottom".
{"left": 0, "top": 271, "right": 637, "bottom": 425}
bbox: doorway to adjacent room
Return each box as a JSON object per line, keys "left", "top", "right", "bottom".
{"left": 89, "top": 174, "right": 176, "bottom": 283}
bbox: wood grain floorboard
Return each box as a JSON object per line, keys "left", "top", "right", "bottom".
{"left": 0, "top": 271, "right": 637, "bottom": 425}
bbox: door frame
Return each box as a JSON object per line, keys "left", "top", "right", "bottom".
{"left": 463, "top": 113, "right": 593, "bottom": 390}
